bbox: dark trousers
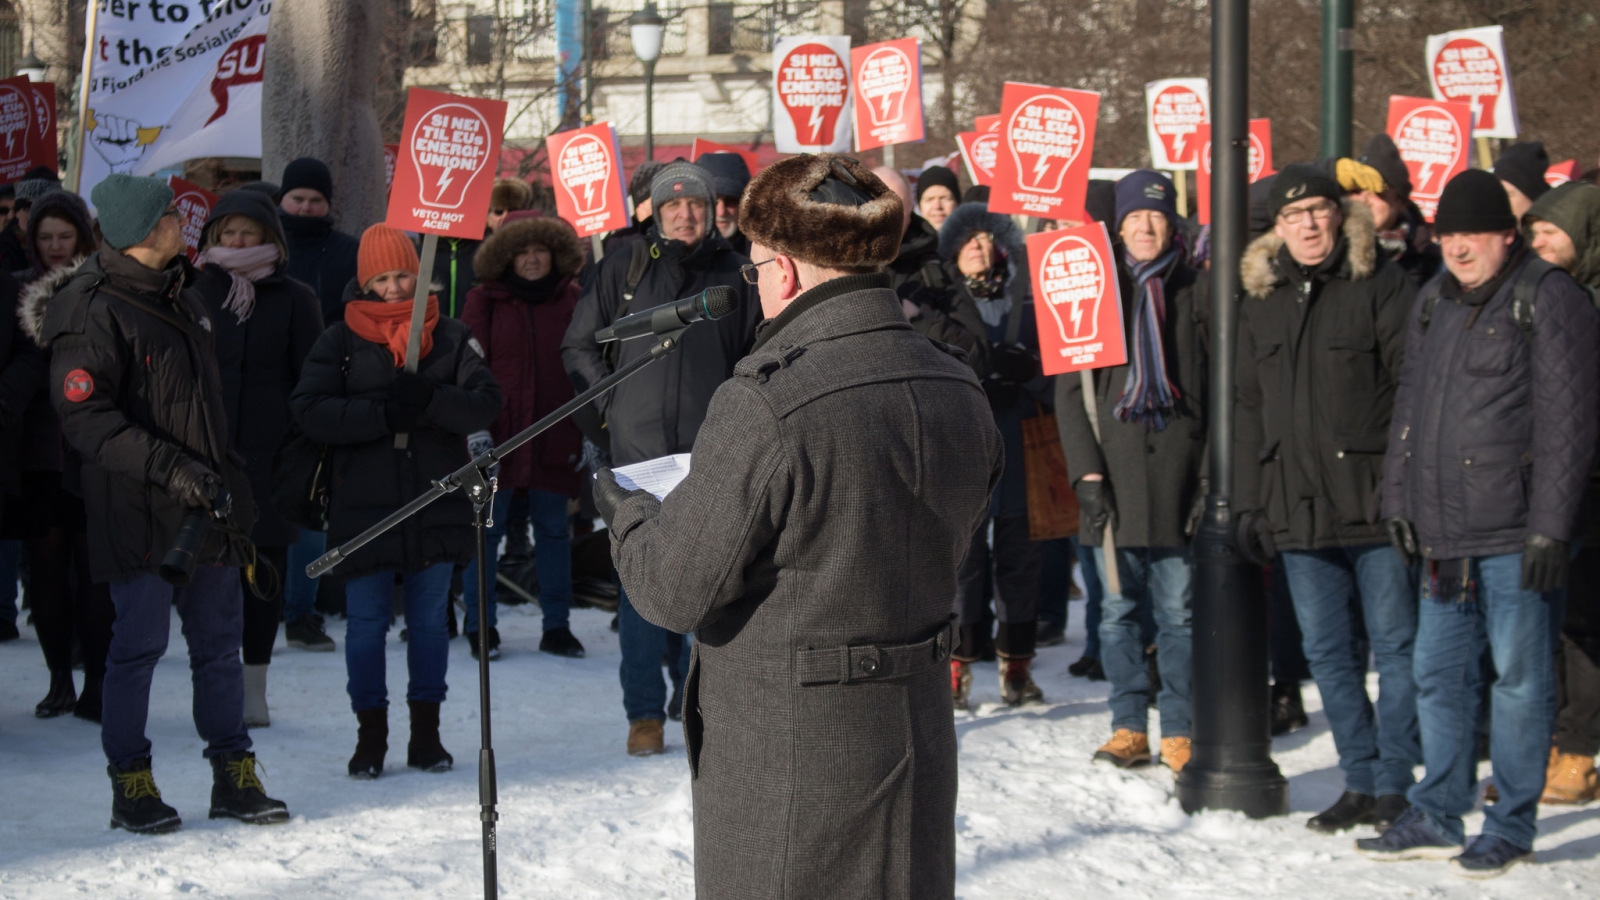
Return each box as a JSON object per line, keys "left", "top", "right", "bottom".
{"left": 1270, "top": 563, "right": 1312, "bottom": 685}
{"left": 241, "top": 545, "right": 287, "bottom": 666}
{"left": 618, "top": 584, "right": 688, "bottom": 722}
{"left": 1036, "top": 537, "right": 1077, "bottom": 628}
{"left": 1555, "top": 547, "right": 1600, "bottom": 756}
{"left": 103, "top": 567, "right": 251, "bottom": 768}
{"left": 956, "top": 515, "right": 1043, "bottom": 657}
{"left": 28, "top": 526, "right": 114, "bottom": 687}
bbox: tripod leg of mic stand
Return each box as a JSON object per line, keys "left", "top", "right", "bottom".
{"left": 465, "top": 473, "right": 499, "bottom": 900}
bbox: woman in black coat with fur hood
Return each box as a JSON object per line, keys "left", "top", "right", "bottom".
{"left": 191, "top": 189, "right": 325, "bottom": 728}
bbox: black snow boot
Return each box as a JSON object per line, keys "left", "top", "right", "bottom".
{"left": 35, "top": 671, "right": 76, "bottom": 718}
{"left": 109, "top": 759, "right": 182, "bottom": 834}
{"left": 208, "top": 751, "right": 290, "bottom": 824}
{"left": 539, "top": 626, "right": 586, "bottom": 658}
{"left": 348, "top": 708, "right": 389, "bottom": 779}
{"left": 407, "top": 700, "right": 453, "bottom": 772}
{"left": 1271, "top": 681, "right": 1309, "bottom": 736}
{"left": 1306, "top": 790, "right": 1375, "bottom": 833}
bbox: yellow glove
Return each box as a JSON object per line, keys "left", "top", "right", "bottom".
{"left": 1335, "top": 158, "right": 1386, "bottom": 195}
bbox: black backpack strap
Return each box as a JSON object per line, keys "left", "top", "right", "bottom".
{"left": 1510, "top": 257, "right": 1558, "bottom": 337}
{"left": 621, "top": 240, "right": 654, "bottom": 313}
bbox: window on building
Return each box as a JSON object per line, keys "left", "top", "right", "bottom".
{"left": 467, "top": 14, "right": 495, "bottom": 65}
{"left": 0, "top": 1, "right": 20, "bottom": 79}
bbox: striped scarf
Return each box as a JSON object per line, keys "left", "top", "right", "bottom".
{"left": 1113, "top": 249, "right": 1181, "bottom": 431}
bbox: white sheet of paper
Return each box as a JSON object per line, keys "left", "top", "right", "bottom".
{"left": 611, "top": 453, "right": 693, "bottom": 500}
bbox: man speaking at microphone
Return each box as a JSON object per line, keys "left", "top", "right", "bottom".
{"left": 564, "top": 161, "right": 761, "bottom": 754}
{"left": 595, "top": 154, "right": 1003, "bottom": 899}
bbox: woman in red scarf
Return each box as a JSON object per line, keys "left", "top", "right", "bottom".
{"left": 290, "top": 224, "right": 501, "bottom": 779}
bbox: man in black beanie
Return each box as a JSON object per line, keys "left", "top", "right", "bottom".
{"left": 694, "top": 152, "right": 753, "bottom": 253}
{"left": 1362, "top": 167, "right": 1600, "bottom": 878}
{"left": 277, "top": 157, "right": 360, "bottom": 325}
{"left": 1492, "top": 141, "right": 1551, "bottom": 219}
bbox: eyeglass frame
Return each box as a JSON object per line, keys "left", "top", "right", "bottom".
{"left": 1277, "top": 200, "right": 1339, "bottom": 226}
{"left": 739, "top": 256, "right": 779, "bottom": 285}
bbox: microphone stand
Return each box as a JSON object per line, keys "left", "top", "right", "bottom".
{"left": 306, "top": 327, "right": 688, "bottom": 900}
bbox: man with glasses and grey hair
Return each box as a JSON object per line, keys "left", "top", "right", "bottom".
{"left": 562, "top": 160, "right": 760, "bottom": 757}
{"left": 1234, "top": 164, "right": 1421, "bottom": 836}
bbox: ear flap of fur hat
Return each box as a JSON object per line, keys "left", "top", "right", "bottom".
{"left": 738, "top": 154, "right": 903, "bottom": 268}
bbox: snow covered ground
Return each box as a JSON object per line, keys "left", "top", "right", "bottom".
{"left": 1, "top": 598, "right": 1596, "bottom": 899}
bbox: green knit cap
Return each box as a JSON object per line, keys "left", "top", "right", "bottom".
{"left": 90, "top": 174, "right": 175, "bottom": 250}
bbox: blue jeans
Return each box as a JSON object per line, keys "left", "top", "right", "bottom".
{"left": 618, "top": 584, "right": 689, "bottom": 723}
{"left": 464, "top": 489, "right": 574, "bottom": 633}
{"left": 284, "top": 529, "right": 326, "bottom": 623}
{"left": 1410, "top": 553, "right": 1557, "bottom": 850}
{"left": 0, "top": 539, "right": 18, "bottom": 628}
{"left": 344, "top": 564, "right": 453, "bottom": 712}
{"left": 1281, "top": 544, "right": 1420, "bottom": 797}
{"left": 102, "top": 567, "right": 251, "bottom": 768}
{"left": 1093, "top": 546, "right": 1193, "bottom": 736}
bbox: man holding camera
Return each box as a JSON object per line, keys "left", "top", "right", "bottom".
{"left": 41, "top": 175, "right": 288, "bottom": 834}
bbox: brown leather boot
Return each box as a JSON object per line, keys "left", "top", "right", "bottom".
{"left": 1542, "top": 752, "right": 1599, "bottom": 804}
{"left": 1093, "top": 729, "right": 1152, "bottom": 767}
{"left": 1160, "top": 736, "right": 1192, "bottom": 773}
{"left": 627, "top": 719, "right": 665, "bottom": 756}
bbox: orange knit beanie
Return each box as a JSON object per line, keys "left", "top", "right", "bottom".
{"left": 358, "top": 224, "right": 421, "bottom": 289}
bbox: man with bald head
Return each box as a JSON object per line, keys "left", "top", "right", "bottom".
{"left": 873, "top": 164, "right": 988, "bottom": 371}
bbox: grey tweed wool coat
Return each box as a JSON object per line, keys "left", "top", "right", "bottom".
{"left": 610, "top": 274, "right": 1004, "bottom": 900}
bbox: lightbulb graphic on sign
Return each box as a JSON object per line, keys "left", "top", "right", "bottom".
{"left": 29, "top": 88, "right": 50, "bottom": 143}
{"left": 778, "top": 42, "right": 849, "bottom": 147}
{"left": 408, "top": 102, "right": 493, "bottom": 209}
{"left": 857, "top": 45, "right": 912, "bottom": 127}
{"left": 0, "top": 85, "right": 31, "bottom": 164}
{"left": 1038, "top": 234, "right": 1107, "bottom": 345}
{"left": 556, "top": 133, "right": 614, "bottom": 217}
{"left": 1432, "top": 38, "right": 1504, "bottom": 131}
{"left": 173, "top": 188, "right": 214, "bottom": 260}
{"left": 973, "top": 133, "right": 999, "bottom": 180}
{"left": 1007, "top": 94, "right": 1087, "bottom": 195}
{"left": 1394, "top": 105, "right": 1464, "bottom": 216}
{"left": 1150, "top": 85, "right": 1206, "bottom": 167}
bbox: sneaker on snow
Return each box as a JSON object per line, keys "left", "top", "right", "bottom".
{"left": 208, "top": 751, "right": 289, "bottom": 825}
{"left": 1093, "top": 729, "right": 1151, "bottom": 768}
{"left": 108, "top": 759, "right": 182, "bottom": 834}
{"left": 1308, "top": 790, "right": 1376, "bottom": 833}
{"left": 539, "top": 626, "right": 586, "bottom": 658}
{"left": 1354, "top": 807, "right": 1462, "bottom": 860}
{"left": 466, "top": 627, "right": 502, "bottom": 661}
{"left": 951, "top": 660, "right": 973, "bottom": 711}
{"left": 1373, "top": 794, "right": 1410, "bottom": 833}
{"left": 285, "top": 614, "right": 336, "bottom": 652}
{"left": 1160, "top": 737, "right": 1191, "bottom": 773}
{"left": 628, "top": 719, "right": 665, "bottom": 756}
{"left": 1450, "top": 834, "right": 1534, "bottom": 879}
{"left": 998, "top": 656, "right": 1044, "bottom": 706}
{"left": 1035, "top": 620, "right": 1066, "bottom": 647}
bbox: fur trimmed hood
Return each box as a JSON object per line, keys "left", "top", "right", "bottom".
{"left": 16, "top": 254, "right": 90, "bottom": 348}
{"left": 1241, "top": 198, "right": 1377, "bottom": 298}
{"left": 474, "top": 214, "right": 584, "bottom": 282}
{"left": 937, "top": 202, "right": 1030, "bottom": 304}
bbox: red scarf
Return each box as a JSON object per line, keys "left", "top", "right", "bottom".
{"left": 344, "top": 296, "right": 439, "bottom": 366}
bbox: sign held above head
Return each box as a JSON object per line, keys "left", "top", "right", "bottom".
{"left": 1386, "top": 95, "right": 1473, "bottom": 222}
{"left": 386, "top": 87, "right": 509, "bottom": 240}
{"left": 549, "top": 122, "right": 629, "bottom": 238}
{"left": 851, "top": 38, "right": 924, "bottom": 151}
{"left": 773, "top": 35, "right": 853, "bottom": 153}
{"left": 990, "top": 82, "right": 1100, "bottom": 222}
{"left": 1145, "top": 78, "right": 1210, "bottom": 171}
{"left": 1426, "top": 25, "right": 1519, "bottom": 139}
{"left": 1027, "top": 222, "right": 1126, "bottom": 377}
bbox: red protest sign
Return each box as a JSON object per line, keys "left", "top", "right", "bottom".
{"left": 168, "top": 177, "right": 219, "bottom": 263}
{"left": 991, "top": 83, "right": 1100, "bottom": 220}
{"left": 975, "top": 114, "right": 1000, "bottom": 134}
{"left": 956, "top": 131, "right": 998, "bottom": 186}
{"left": 1145, "top": 78, "right": 1209, "bottom": 170}
{"left": 1195, "top": 119, "right": 1273, "bottom": 225}
{"left": 690, "top": 138, "right": 759, "bottom": 177}
{"left": 1028, "top": 222, "right": 1126, "bottom": 376}
{"left": 773, "top": 36, "right": 853, "bottom": 153}
{"left": 548, "top": 122, "right": 628, "bottom": 238}
{"left": 386, "top": 88, "right": 509, "bottom": 239}
{"left": 1546, "top": 159, "right": 1580, "bottom": 188}
{"left": 851, "top": 38, "right": 923, "bottom": 150}
{"left": 1386, "top": 96, "right": 1472, "bottom": 222}
{"left": 1426, "top": 26, "right": 1518, "bottom": 139}
{"left": 383, "top": 143, "right": 399, "bottom": 191}
{"left": 0, "top": 77, "right": 56, "bottom": 182}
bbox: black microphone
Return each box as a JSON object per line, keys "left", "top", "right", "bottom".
{"left": 595, "top": 285, "right": 741, "bottom": 343}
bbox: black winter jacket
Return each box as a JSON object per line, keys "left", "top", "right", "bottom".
{"left": 1235, "top": 201, "right": 1417, "bottom": 551}
{"left": 38, "top": 250, "right": 257, "bottom": 582}
{"left": 0, "top": 270, "right": 40, "bottom": 502}
{"left": 1057, "top": 254, "right": 1210, "bottom": 548}
{"left": 1382, "top": 250, "right": 1600, "bottom": 558}
{"left": 429, "top": 236, "right": 480, "bottom": 319}
{"left": 281, "top": 212, "right": 360, "bottom": 326}
{"left": 888, "top": 214, "right": 990, "bottom": 373}
{"left": 289, "top": 317, "right": 501, "bottom": 582}
{"left": 561, "top": 226, "right": 760, "bottom": 467}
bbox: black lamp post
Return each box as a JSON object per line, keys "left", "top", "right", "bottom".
{"left": 628, "top": 3, "right": 665, "bottom": 160}
{"left": 17, "top": 43, "right": 47, "bottom": 82}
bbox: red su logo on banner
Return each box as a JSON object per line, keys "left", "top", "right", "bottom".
{"left": 1195, "top": 119, "right": 1274, "bottom": 226}
{"left": 851, "top": 38, "right": 923, "bottom": 150}
{"left": 1027, "top": 222, "right": 1126, "bottom": 376}
{"left": 548, "top": 122, "right": 628, "bottom": 238}
{"left": 1386, "top": 96, "right": 1472, "bottom": 222}
{"left": 991, "top": 83, "right": 1100, "bottom": 220}
{"left": 169, "top": 177, "right": 220, "bottom": 263}
{"left": 207, "top": 34, "right": 266, "bottom": 126}
{"left": 386, "top": 88, "right": 509, "bottom": 239}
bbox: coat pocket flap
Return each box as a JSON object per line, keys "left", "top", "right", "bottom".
{"left": 1461, "top": 442, "right": 1532, "bottom": 468}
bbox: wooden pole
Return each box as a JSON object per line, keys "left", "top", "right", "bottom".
{"left": 1079, "top": 369, "right": 1122, "bottom": 596}
{"left": 1476, "top": 136, "right": 1493, "bottom": 170}
{"left": 69, "top": 2, "right": 101, "bottom": 193}
{"left": 1174, "top": 170, "right": 1189, "bottom": 218}
{"left": 395, "top": 232, "right": 440, "bottom": 450}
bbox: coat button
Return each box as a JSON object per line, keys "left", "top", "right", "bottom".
{"left": 1464, "top": 458, "right": 1473, "bottom": 467}
{"left": 1336, "top": 451, "right": 1345, "bottom": 459}
{"left": 860, "top": 656, "right": 879, "bottom": 675}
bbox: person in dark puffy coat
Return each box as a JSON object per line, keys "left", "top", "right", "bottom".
{"left": 277, "top": 157, "right": 360, "bottom": 326}
{"left": 290, "top": 224, "right": 501, "bottom": 780}
{"left": 192, "top": 189, "right": 325, "bottom": 728}
{"left": 1364, "top": 170, "right": 1600, "bottom": 876}
{"left": 459, "top": 211, "right": 586, "bottom": 660}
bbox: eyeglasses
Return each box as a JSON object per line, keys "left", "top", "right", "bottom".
{"left": 740, "top": 257, "right": 778, "bottom": 284}
{"left": 162, "top": 205, "right": 180, "bottom": 219}
{"left": 1278, "top": 202, "right": 1337, "bottom": 226}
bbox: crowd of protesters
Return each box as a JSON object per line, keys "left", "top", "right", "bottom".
{"left": 0, "top": 135, "right": 1597, "bottom": 881}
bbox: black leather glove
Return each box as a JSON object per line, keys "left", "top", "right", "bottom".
{"left": 1235, "top": 508, "right": 1277, "bottom": 567}
{"left": 1522, "top": 533, "right": 1570, "bottom": 593}
{"left": 988, "top": 343, "right": 1039, "bottom": 384}
{"left": 168, "top": 457, "right": 219, "bottom": 510}
{"left": 593, "top": 467, "right": 650, "bottom": 529}
{"left": 1384, "top": 517, "right": 1419, "bottom": 567}
{"left": 1074, "top": 478, "right": 1117, "bottom": 542}
{"left": 386, "top": 370, "right": 434, "bottom": 433}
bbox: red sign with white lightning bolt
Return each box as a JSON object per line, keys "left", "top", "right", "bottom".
{"left": 851, "top": 38, "right": 923, "bottom": 151}
{"left": 386, "top": 88, "right": 508, "bottom": 239}
{"left": 1027, "top": 222, "right": 1126, "bottom": 376}
{"left": 1385, "top": 95, "right": 1472, "bottom": 222}
{"left": 773, "top": 35, "right": 853, "bottom": 153}
{"left": 990, "top": 82, "right": 1100, "bottom": 220}
{"left": 548, "top": 122, "right": 628, "bottom": 238}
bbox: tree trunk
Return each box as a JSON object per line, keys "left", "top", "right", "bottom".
{"left": 262, "top": 0, "right": 390, "bottom": 236}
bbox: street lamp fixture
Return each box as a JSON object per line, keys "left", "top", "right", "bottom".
{"left": 628, "top": 2, "right": 665, "bottom": 160}
{"left": 17, "top": 43, "right": 47, "bottom": 82}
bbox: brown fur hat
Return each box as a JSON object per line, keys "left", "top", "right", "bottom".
{"left": 738, "top": 154, "right": 903, "bottom": 268}
{"left": 491, "top": 178, "right": 534, "bottom": 213}
{"left": 475, "top": 212, "right": 585, "bottom": 281}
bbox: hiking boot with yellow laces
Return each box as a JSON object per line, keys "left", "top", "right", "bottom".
{"left": 1542, "top": 752, "right": 1599, "bottom": 805}
{"left": 108, "top": 758, "right": 181, "bottom": 834}
{"left": 1160, "top": 736, "right": 1192, "bottom": 773}
{"left": 1093, "top": 729, "right": 1152, "bottom": 768}
{"left": 208, "top": 751, "right": 290, "bottom": 824}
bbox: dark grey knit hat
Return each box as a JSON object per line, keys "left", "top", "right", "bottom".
{"left": 91, "top": 174, "right": 176, "bottom": 250}
{"left": 1360, "top": 133, "right": 1411, "bottom": 200}
{"left": 1493, "top": 141, "right": 1551, "bottom": 204}
{"left": 650, "top": 161, "right": 714, "bottom": 215}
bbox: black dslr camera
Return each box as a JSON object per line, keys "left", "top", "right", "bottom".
{"left": 159, "top": 477, "right": 233, "bottom": 585}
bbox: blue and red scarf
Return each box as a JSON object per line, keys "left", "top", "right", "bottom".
{"left": 1112, "top": 249, "right": 1182, "bottom": 431}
